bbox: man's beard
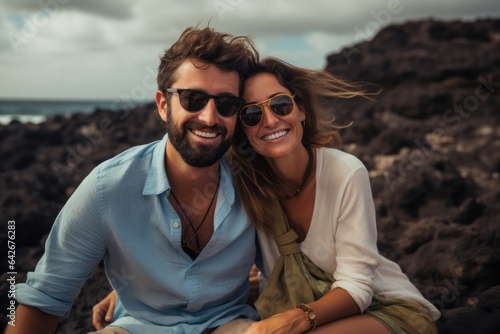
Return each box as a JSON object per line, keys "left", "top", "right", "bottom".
{"left": 166, "top": 115, "right": 232, "bottom": 168}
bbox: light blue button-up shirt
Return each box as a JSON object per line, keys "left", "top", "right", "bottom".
{"left": 16, "top": 134, "right": 259, "bottom": 333}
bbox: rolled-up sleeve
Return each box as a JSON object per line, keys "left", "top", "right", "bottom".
{"left": 16, "top": 168, "right": 106, "bottom": 317}
{"left": 331, "top": 168, "right": 380, "bottom": 312}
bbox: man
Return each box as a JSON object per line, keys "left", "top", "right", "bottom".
{"left": 8, "top": 26, "right": 260, "bottom": 334}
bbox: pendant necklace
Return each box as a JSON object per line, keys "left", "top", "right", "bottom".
{"left": 170, "top": 181, "right": 219, "bottom": 255}
{"left": 281, "top": 145, "right": 314, "bottom": 200}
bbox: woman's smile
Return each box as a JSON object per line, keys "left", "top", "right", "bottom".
{"left": 262, "top": 129, "right": 289, "bottom": 141}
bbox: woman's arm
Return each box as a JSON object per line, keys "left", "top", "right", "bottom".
{"left": 243, "top": 287, "right": 359, "bottom": 334}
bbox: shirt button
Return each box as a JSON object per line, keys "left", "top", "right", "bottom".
{"left": 173, "top": 222, "right": 180, "bottom": 228}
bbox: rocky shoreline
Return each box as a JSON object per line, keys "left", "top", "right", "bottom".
{"left": 1, "top": 18, "right": 499, "bottom": 333}
{"left": 325, "top": 18, "right": 500, "bottom": 333}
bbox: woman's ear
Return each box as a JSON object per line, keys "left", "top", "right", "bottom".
{"left": 299, "top": 109, "right": 306, "bottom": 129}
{"left": 156, "top": 90, "right": 167, "bottom": 122}
{"left": 300, "top": 110, "right": 306, "bottom": 121}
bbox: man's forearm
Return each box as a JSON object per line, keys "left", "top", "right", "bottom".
{"left": 4, "top": 304, "right": 60, "bottom": 334}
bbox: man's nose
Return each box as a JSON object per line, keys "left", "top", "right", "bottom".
{"left": 197, "top": 98, "right": 218, "bottom": 126}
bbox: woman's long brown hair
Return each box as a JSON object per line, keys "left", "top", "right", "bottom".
{"left": 228, "top": 58, "right": 373, "bottom": 233}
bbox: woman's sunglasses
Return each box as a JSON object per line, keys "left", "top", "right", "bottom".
{"left": 239, "top": 94, "right": 296, "bottom": 127}
{"left": 166, "top": 88, "right": 244, "bottom": 117}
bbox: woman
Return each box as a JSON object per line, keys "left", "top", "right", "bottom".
{"left": 227, "top": 57, "right": 440, "bottom": 333}
{"left": 93, "top": 58, "right": 440, "bottom": 334}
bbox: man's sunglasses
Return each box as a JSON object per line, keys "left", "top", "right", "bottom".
{"left": 166, "top": 88, "right": 244, "bottom": 117}
{"left": 239, "top": 94, "right": 296, "bottom": 127}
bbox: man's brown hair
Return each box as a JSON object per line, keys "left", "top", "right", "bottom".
{"left": 157, "top": 26, "right": 259, "bottom": 96}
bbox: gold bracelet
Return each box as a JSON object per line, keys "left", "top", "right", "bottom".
{"left": 295, "top": 303, "right": 316, "bottom": 333}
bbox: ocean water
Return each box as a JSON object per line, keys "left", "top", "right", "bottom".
{"left": 0, "top": 99, "right": 148, "bottom": 125}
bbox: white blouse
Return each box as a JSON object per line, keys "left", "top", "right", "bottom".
{"left": 257, "top": 147, "right": 440, "bottom": 320}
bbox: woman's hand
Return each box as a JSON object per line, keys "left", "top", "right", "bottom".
{"left": 243, "top": 308, "right": 309, "bottom": 334}
{"left": 92, "top": 289, "right": 117, "bottom": 330}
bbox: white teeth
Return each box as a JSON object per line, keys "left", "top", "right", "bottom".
{"left": 263, "top": 130, "right": 287, "bottom": 141}
{"left": 192, "top": 129, "right": 217, "bottom": 138}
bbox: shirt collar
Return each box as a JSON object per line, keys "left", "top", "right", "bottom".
{"left": 143, "top": 134, "right": 170, "bottom": 196}
{"left": 142, "top": 134, "right": 235, "bottom": 205}
{"left": 219, "top": 155, "right": 235, "bottom": 205}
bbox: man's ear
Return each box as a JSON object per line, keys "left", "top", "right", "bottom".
{"left": 156, "top": 90, "right": 167, "bottom": 122}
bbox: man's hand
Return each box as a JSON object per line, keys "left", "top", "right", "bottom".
{"left": 92, "top": 290, "right": 117, "bottom": 330}
{"left": 248, "top": 264, "right": 260, "bottom": 305}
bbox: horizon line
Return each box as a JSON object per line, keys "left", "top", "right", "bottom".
{"left": 0, "top": 98, "right": 154, "bottom": 103}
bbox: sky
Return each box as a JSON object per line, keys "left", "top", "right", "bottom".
{"left": 0, "top": 0, "right": 499, "bottom": 102}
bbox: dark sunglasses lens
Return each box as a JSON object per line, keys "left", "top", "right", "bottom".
{"left": 240, "top": 106, "right": 263, "bottom": 126}
{"left": 216, "top": 96, "right": 242, "bottom": 117}
{"left": 270, "top": 95, "right": 294, "bottom": 116}
{"left": 179, "top": 90, "right": 208, "bottom": 112}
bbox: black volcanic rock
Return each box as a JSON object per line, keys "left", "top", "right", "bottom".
{"left": 327, "top": 18, "right": 500, "bottom": 333}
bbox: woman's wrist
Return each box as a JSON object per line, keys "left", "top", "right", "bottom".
{"left": 295, "top": 303, "right": 317, "bottom": 333}
{"left": 287, "top": 307, "right": 313, "bottom": 333}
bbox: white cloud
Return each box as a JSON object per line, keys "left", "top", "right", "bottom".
{"left": 1, "top": 0, "right": 136, "bottom": 20}
{"left": 0, "top": 0, "right": 498, "bottom": 100}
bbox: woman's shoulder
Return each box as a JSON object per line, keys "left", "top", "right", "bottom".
{"left": 316, "top": 147, "right": 367, "bottom": 172}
